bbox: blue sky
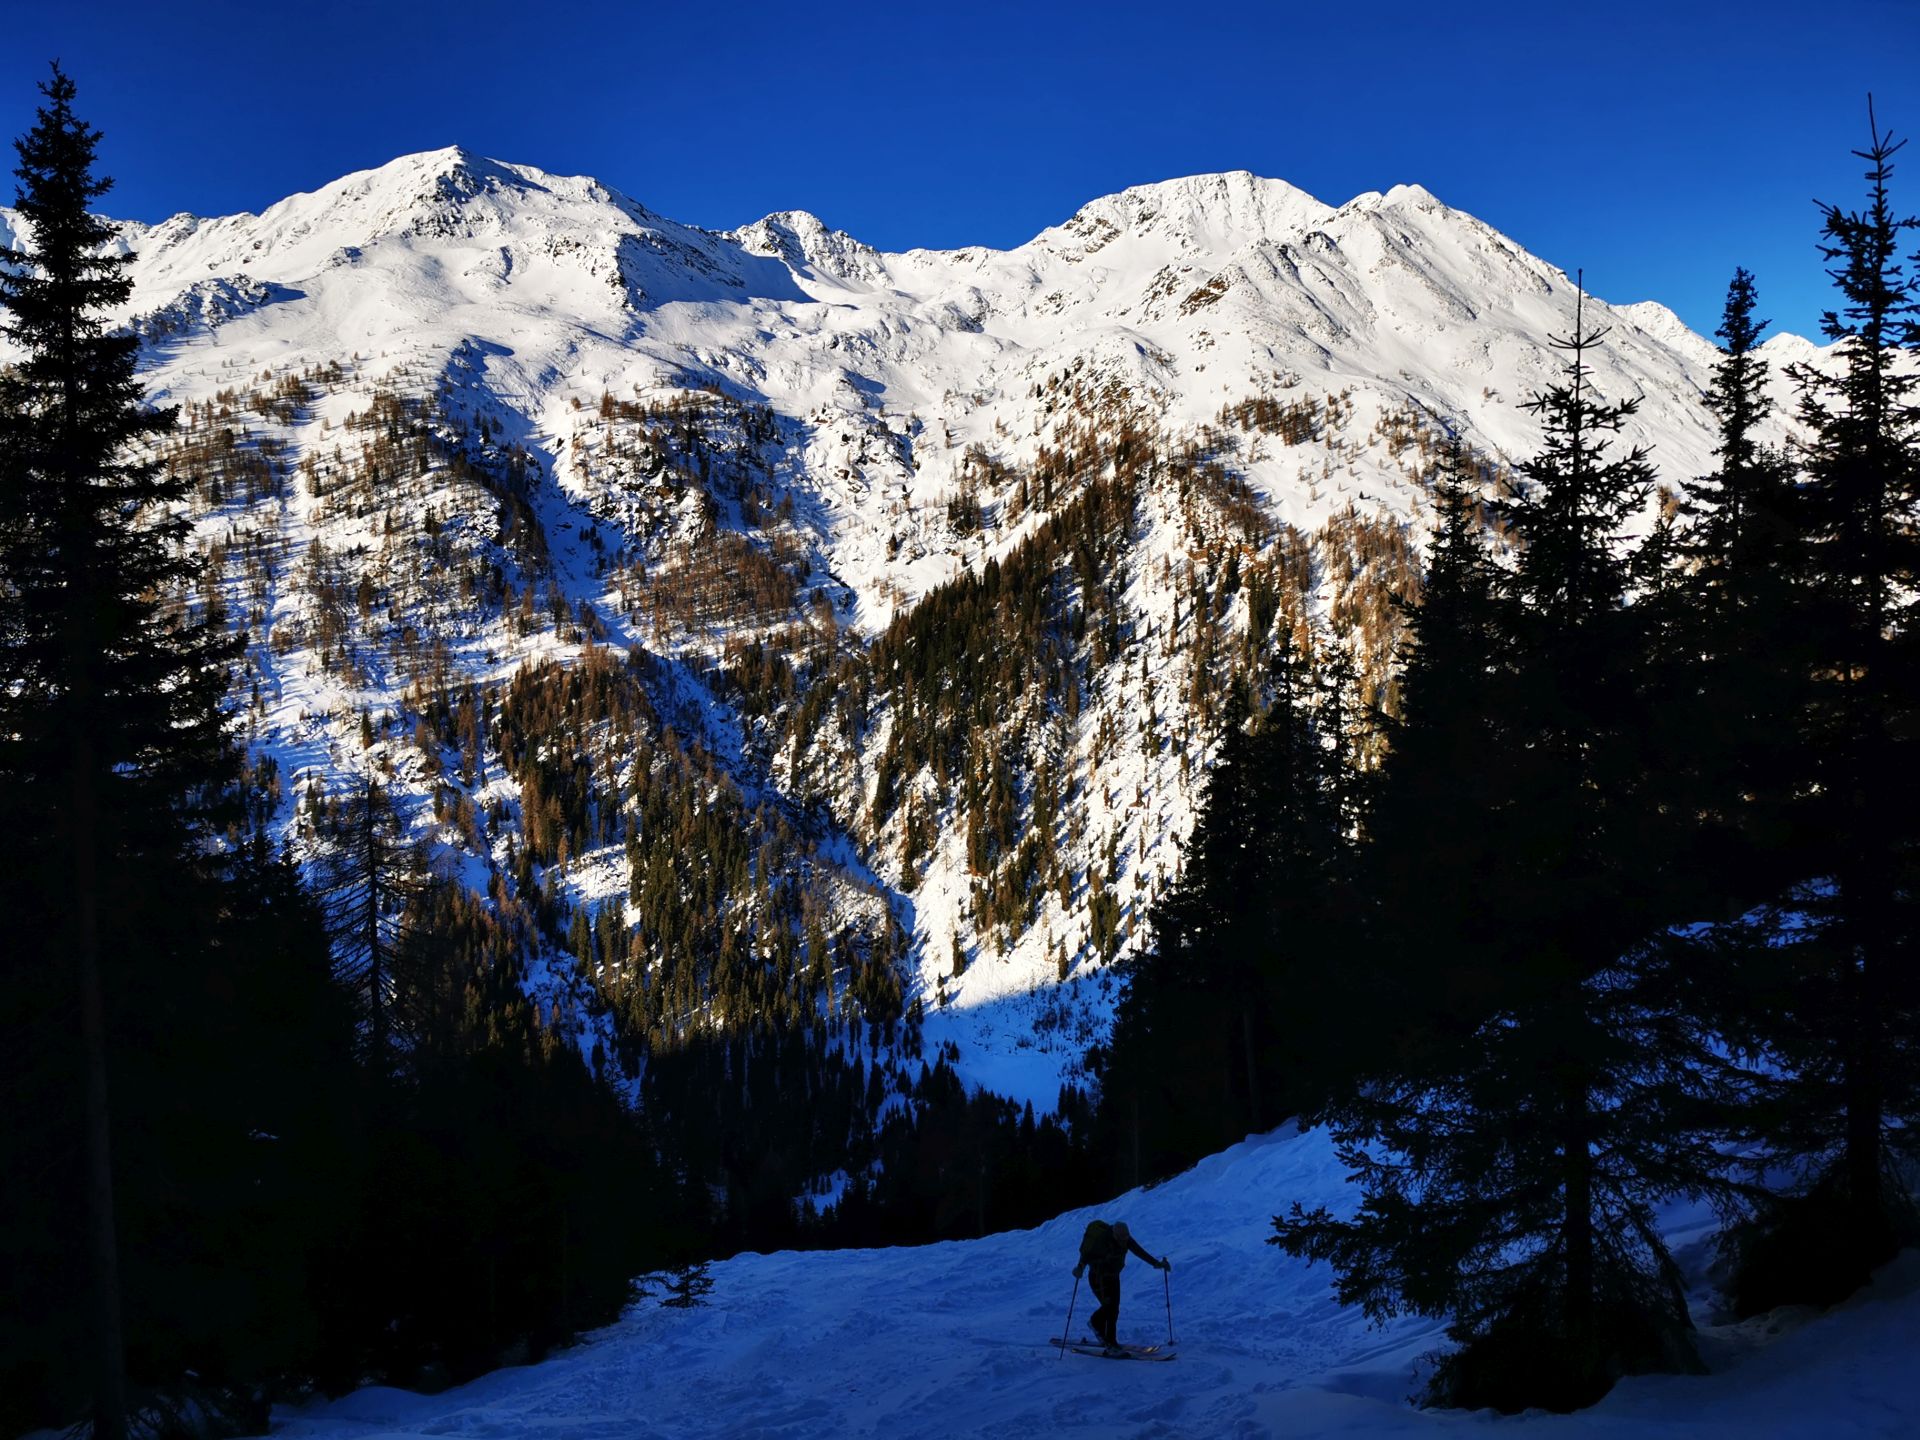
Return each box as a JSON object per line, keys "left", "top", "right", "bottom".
{"left": 3, "top": 0, "right": 1916, "bottom": 341}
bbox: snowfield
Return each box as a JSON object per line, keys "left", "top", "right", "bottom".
{"left": 273, "top": 1125, "right": 1920, "bottom": 1438}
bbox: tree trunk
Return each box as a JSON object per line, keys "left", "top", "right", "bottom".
{"left": 1131, "top": 1096, "right": 1142, "bottom": 1190}
{"left": 1562, "top": 1071, "right": 1594, "bottom": 1370}
{"left": 363, "top": 787, "right": 386, "bottom": 1072}
{"left": 1242, "top": 1010, "right": 1261, "bottom": 1133}
{"left": 1842, "top": 901, "right": 1888, "bottom": 1263}
{"left": 1839, "top": 650, "right": 1894, "bottom": 1267}
{"left": 560, "top": 1211, "right": 571, "bottom": 1330}
{"left": 74, "top": 737, "right": 128, "bottom": 1440}
{"left": 1843, "top": 1054, "right": 1883, "bottom": 1247}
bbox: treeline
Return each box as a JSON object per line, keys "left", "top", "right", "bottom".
{"left": 1097, "top": 112, "right": 1920, "bottom": 1413}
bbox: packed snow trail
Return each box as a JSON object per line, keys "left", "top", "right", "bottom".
{"left": 274, "top": 1125, "right": 1920, "bottom": 1438}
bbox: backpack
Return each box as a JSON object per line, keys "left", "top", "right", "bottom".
{"left": 1079, "top": 1220, "right": 1119, "bottom": 1268}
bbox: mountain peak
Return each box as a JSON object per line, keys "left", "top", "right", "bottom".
{"left": 731, "top": 209, "right": 887, "bottom": 287}
{"left": 1335, "top": 181, "right": 1449, "bottom": 217}
{"left": 1035, "top": 170, "right": 1332, "bottom": 266}
{"left": 326, "top": 145, "right": 554, "bottom": 210}
{"left": 1617, "top": 299, "right": 1704, "bottom": 350}
{"left": 1379, "top": 181, "right": 1441, "bottom": 210}
{"left": 1069, "top": 170, "right": 1332, "bottom": 237}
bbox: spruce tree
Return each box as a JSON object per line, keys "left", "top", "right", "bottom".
{"left": 0, "top": 67, "right": 220, "bottom": 1440}
{"left": 1743, "top": 101, "right": 1920, "bottom": 1294}
{"left": 1674, "top": 269, "right": 1805, "bottom": 901}
{"left": 1097, "top": 631, "right": 1361, "bottom": 1184}
{"left": 1098, "top": 681, "right": 1271, "bottom": 1172}
{"left": 1363, "top": 437, "right": 1507, "bottom": 1053}
{"left": 0, "top": 66, "right": 357, "bottom": 1436}
{"left": 1274, "top": 285, "right": 1737, "bottom": 1412}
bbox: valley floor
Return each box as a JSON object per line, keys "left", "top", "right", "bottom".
{"left": 274, "top": 1126, "right": 1920, "bottom": 1439}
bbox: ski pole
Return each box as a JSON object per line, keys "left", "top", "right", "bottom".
{"left": 1060, "top": 1272, "right": 1081, "bottom": 1360}
{"left": 1163, "top": 1264, "right": 1175, "bottom": 1345}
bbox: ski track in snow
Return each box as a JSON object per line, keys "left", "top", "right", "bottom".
{"left": 273, "top": 1126, "right": 1920, "bottom": 1439}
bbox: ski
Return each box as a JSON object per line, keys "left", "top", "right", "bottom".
{"left": 1049, "top": 1338, "right": 1176, "bottom": 1361}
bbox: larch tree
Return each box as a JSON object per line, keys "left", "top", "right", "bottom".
{"left": 310, "top": 771, "right": 426, "bottom": 1076}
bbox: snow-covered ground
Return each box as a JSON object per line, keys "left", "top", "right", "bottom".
{"left": 273, "top": 1125, "right": 1920, "bottom": 1438}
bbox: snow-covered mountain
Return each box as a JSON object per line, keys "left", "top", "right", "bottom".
{"left": 81, "top": 150, "right": 1765, "bottom": 492}
{"left": 0, "top": 148, "right": 1819, "bottom": 1104}
{"left": 267, "top": 1122, "right": 1920, "bottom": 1438}
{"left": 76, "top": 148, "right": 1759, "bottom": 515}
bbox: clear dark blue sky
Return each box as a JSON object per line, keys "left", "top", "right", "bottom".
{"left": 3, "top": 0, "right": 1916, "bottom": 340}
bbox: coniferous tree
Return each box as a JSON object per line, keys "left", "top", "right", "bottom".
{"left": 0, "top": 67, "right": 229, "bottom": 1440}
{"left": 1096, "top": 632, "right": 1361, "bottom": 1185}
{"left": 1096, "top": 682, "right": 1271, "bottom": 1177}
{"left": 1739, "top": 102, "right": 1920, "bottom": 1297}
{"left": 1274, "top": 286, "right": 1740, "bottom": 1412}
{"left": 0, "top": 67, "right": 356, "bottom": 1437}
{"left": 1673, "top": 269, "right": 1806, "bottom": 900}
{"left": 1363, "top": 437, "right": 1507, "bottom": 1052}
{"left": 658, "top": 1262, "right": 715, "bottom": 1308}
{"left": 310, "top": 773, "right": 425, "bottom": 1074}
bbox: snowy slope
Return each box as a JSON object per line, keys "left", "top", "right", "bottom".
{"left": 271, "top": 1124, "right": 1920, "bottom": 1439}
{"left": 7, "top": 148, "right": 1765, "bottom": 557}
{"left": 3, "top": 147, "right": 1795, "bottom": 566}
{"left": 0, "top": 150, "right": 1833, "bottom": 1103}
